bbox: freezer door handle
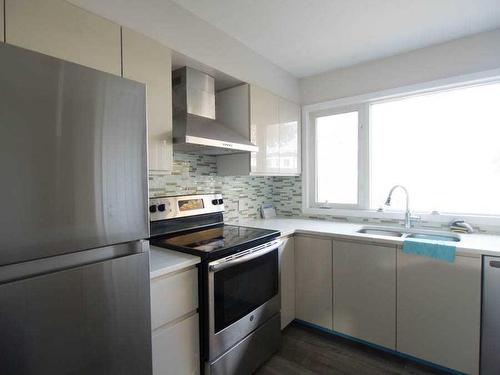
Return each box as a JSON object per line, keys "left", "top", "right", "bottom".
{"left": 489, "top": 260, "right": 500, "bottom": 268}
{"left": 0, "top": 240, "right": 149, "bottom": 285}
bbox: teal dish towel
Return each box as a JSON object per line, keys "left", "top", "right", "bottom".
{"left": 402, "top": 238, "right": 456, "bottom": 263}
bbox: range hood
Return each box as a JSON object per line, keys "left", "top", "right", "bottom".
{"left": 172, "top": 67, "right": 258, "bottom": 155}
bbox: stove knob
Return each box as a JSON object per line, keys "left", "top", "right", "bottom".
{"left": 212, "top": 199, "right": 218, "bottom": 205}
{"left": 149, "top": 205, "right": 157, "bottom": 213}
{"left": 158, "top": 204, "right": 166, "bottom": 212}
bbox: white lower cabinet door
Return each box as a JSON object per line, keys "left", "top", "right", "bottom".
{"left": 150, "top": 268, "right": 198, "bottom": 331}
{"left": 152, "top": 313, "right": 200, "bottom": 375}
{"left": 332, "top": 240, "right": 396, "bottom": 349}
{"left": 397, "top": 251, "right": 481, "bottom": 375}
{"left": 279, "top": 236, "right": 295, "bottom": 329}
{"left": 295, "top": 235, "right": 333, "bottom": 330}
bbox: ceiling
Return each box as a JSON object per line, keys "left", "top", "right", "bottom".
{"left": 171, "top": 0, "right": 500, "bottom": 78}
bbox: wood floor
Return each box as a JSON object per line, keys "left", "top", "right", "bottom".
{"left": 255, "top": 323, "right": 448, "bottom": 375}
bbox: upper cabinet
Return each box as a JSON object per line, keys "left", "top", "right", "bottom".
{"left": 122, "top": 28, "right": 173, "bottom": 172}
{"left": 249, "top": 85, "right": 281, "bottom": 175}
{"left": 216, "top": 84, "right": 301, "bottom": 176}
{"left": 5, "top": 0, "right": 121, "bottom": 75}
{"left": 277, "top": 97, "right": 301, "bottom": 175}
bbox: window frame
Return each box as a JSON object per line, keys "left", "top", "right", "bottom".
{"left": 302, "top": 68, "right": 500, "bottom": 227}
{"left": 307, "top": 104, "right": 368, "bottom": 210}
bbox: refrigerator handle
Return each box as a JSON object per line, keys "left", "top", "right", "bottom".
{"left": 0, "top": 240, "right": 149, "bottom": 285}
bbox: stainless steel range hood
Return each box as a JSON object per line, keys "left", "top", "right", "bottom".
{"left": 172, "top": 67, "right": 258, "bottom": 155}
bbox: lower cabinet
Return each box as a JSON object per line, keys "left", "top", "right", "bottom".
{"left": 295, "top": 235, "right": 333, "bottom": 330}
{"left": 290, "top": 233, "right": 482, "bottom": 374}
{"left": 279, "top": 236, "right": 295, "bottom": 329}
{"left": 1, "top": 0, "right": 4, "bottom": 42}
{"left": 152, "top": 313, "right": 200, "bottom": 375}
{"left": 397, "top": 251, "right": 481, "bottom": 375}
{"left": 150, "top": 266, "right": 200, "bottom": 375}
{"left": 150, "top": 268, "right": 198, "bottom": 331}
{"left": 332, "top": 239, "right": 396, "bottom": 349}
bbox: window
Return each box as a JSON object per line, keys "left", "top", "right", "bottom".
{"left": 304, "top": 77, "right": 500, "bottom": 222}
{"left": 371, "top": 83, "right": 500, "bottom": 216}
{"left": 316, "top": 111, "right": 359, "bottom": 205}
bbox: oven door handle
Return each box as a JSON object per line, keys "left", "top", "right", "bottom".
{"left": 208, "top": 240, "right": 282, "bottom": 272}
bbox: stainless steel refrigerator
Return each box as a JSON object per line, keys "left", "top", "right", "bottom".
{"left": 0, "top": 44, "right": 152, "bottom": 375}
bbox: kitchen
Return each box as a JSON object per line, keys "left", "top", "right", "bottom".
{"left": 1, "top": 1, "right": 500, "bottom": 375}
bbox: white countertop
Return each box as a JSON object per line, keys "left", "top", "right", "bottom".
{"left": 150, "top": 246, "right": 200, "bottom": 279}
{"left": 229, "top": 217, "right": 500, "bottom": 257}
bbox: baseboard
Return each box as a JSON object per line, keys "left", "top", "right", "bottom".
{"left": 293, "top": 319, "right": 466, "bottom": 375}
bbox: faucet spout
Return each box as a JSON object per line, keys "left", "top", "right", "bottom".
{"left": 384, "top": 185, "right": 416, "bottom": 231}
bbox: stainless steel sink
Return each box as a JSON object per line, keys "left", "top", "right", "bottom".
{"left": 405, "top": 232, "right": 461, "bottom": 242}
{"left": 357, "top": 228, "right": 404, "bottom": 237}
{"left": 357, "top": 227, "right": 461, "bottom": 242}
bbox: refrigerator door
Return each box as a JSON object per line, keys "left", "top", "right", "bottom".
{"left": 0, "top": 44, "right": 148, "bottom": 266}
{"left": 0, "top": 245, "right": 152, "bottom": 375}
{"left": 481, "top": 256, "right": 500, "bottom": 375}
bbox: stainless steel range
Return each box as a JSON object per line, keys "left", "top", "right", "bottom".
{"left": 149, "top": 194, "right": 281, "bottom": 375}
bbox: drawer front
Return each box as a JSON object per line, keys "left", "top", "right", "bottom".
{"left": 151, "top": 268, "right": 198, "bottom": 330}
{"left": 152, "top": 313, "right": 200, "bottom": 375}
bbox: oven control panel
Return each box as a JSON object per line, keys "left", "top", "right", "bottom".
{"left": 149, "top": 193, "right": 224, "bottom": 221}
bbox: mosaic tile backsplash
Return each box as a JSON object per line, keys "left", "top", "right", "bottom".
{"left": 149, "top": 153, "right": 277, "bottom": 222}
{"left": 149, "top": 153, "right": 492, "bottom": 233}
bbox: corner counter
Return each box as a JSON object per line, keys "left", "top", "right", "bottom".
{"left": 229, "top": 217, "right": 500, "bottom": 257}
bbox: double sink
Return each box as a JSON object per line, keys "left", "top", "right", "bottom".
{"left": 357, "top": 227, "right": 461, "bottom": 242}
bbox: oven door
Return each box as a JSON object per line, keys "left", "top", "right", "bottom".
{"left": 207, "top": 240, "right": 281, "bottom": 361}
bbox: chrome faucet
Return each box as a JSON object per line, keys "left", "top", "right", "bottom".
{"left": 384, "top": 185, "right": 420, "bottom": 231}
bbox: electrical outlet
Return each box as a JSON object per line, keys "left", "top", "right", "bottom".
{"left": 238, "top": 199, "right": 248, "bottom": 211}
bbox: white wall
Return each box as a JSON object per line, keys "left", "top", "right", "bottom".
{"left": 67, "top": 0, "right": 299, "bottom": 102}
{"left": 300, "top": 28, "right": 500, "bottom": 105}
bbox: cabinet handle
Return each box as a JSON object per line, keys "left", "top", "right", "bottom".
{"left": 489, "top": 260, "right": 500, "bottom": 268}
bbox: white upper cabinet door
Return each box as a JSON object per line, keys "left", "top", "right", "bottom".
{"left": 216, "top": 83, "right": 301, "bottom": 176}
{"left": 278, "top": 98, "right": 301, "bottom": 175}
{"left": 5, "top": 0, "right": 121, "bottom": 75}
{"left": 295, "top": 235, "right": 333, "bottom": 330}
{"left": 397, "top": 251, "right": 481, "bottom": 375}
{"left": 332, "top": 239, "right": 396, "bottom": 349}
{"left": 250, "top": 85, "right": 280, "bottom": 175}
{"left": 122, "top": 28, "right": 173, "bottom": 172}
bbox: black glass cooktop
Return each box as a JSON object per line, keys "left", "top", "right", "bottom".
{"left": 151, "top": 224, "right": 279, "bottom": 258}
